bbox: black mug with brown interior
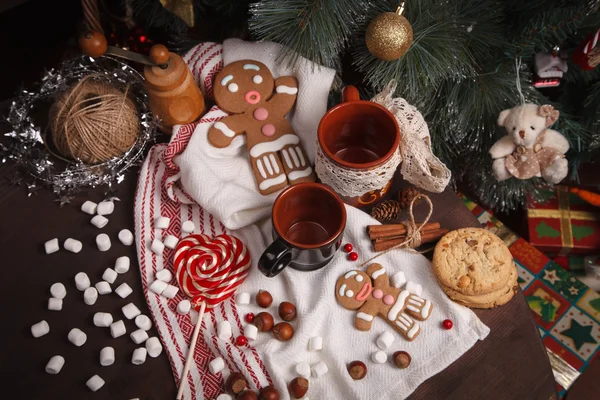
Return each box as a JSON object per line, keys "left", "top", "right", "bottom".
{"left": 258, "top": 182, "right": 347, "bottom": 277}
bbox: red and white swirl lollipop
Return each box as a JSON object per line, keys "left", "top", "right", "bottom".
{"left": 173, "top": 233, "right": 250, "bottom": 400}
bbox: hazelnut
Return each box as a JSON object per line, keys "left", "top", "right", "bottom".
{"left": 225, "top": 372, "right": 247, "bottom": 396}
{"left": 237, "top": 390, "right": 259, "bottom": 400}
{"left": 458, "top": 275, "right": 471, "bottom": 288}
{"left": 278, "top": 301, "right": 297, "bottom": 321}
{"left": 258, "top": 385, "right": 280, "bottom": 400}
{"left": 466, "top": 239, "right": 478, "bottom": 246}
{"left": 288, "top": 377, "right": 309, "bottom": 398}
{"left": 272, "top": 322, "right": 294, "bottom": 341}
{"left": 347, "top": 360, "right": 367, "bottom": 380}
{"left": 393, "top": 351, "right": 412, "bottom": 369}
{"left": 254, "top": 312, "right": 275, "bottom": 332}
{"left": 256, "top": 290, "right": 273, "bottom": 308}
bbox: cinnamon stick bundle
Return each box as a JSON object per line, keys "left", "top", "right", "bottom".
{"left": 368, "top": 222, "right": 440, "bottom": 240}
{"left": 372, "top": 228, "right": 449, "bottom": 252}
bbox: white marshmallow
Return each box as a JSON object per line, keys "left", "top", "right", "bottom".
{"left": 95, "top": 281, "right": 112, "bottom": 295}
{"left": 115, "top": 283, "right": 133, "bottom": 299}
{"left": 308, "top": 336, "right": 323, "bottom": 351}
{"left": 48, "top": 298, "right": 63, "bottom": 311}
{"left": 235, "top": 292, "right": 250, "bottom": 305}
{"left": 135, "top": 315, "right": 152, "bottom": 331}
{"left": 245, "top": 324, "right": 258, "bottom": 341}
{"left": 146, "top": 336, "right": 163, "bottom": 357}
{"left": 97, "top": 201, "right": 114, "bottom": 215}
{"left": 161, "top": 284, "right": 179, "bottom": 299}
{"left": 68, "top": 328, "right": 87, "bottom": 347}
{"left": 208, "top": 357, "right": 225, "bottom": 374}
{"left": 91, "top": 215, "right": 109, "bottom": 229}
{"left": 217, "top": 395, "right": 233, "bottom": 400}
{"left": 110, "top": 320, "right": 127, "bottom": 338}
{"left": 371, "top": 351, "right": 387, "bottom": 364}
{"left": 100, "top": 346, "right": 115, "bottom": 366}
{"left": 81, "top": 200, "right": 97, "bottom": 215}
{"left": 118, "top": 229, "right": 134, "bottom": 246}
{"left": 31, "top": 320, "right": 50, "bottom": 338}
{"left": 392, "top": 271, "right": 406, "bottom": 288}
{"left": 93, "top": 312, "right": 113, "bottom": 327}
{"left": 311, "top": 361, "right": 329, "bottom": 378}
{"left": 217, "top": 321, "right": 232, "bottom": 340}
{"left": 406, "top": 281, "right": 423, "bottom": 296}
{"left": 122, "top": 303, "right": 141, "bottom": 320}
{"left": 50, "top": 283, "right": 66, "bottom": 299}
{"left": 45, "top": 355, "right": 65, "bottom": 374}
{"left": 102, "top": 268, "right": 118, "bottom": 284}
{"left": 86, "top": 375, "right": 105, "bottom": 392}
{"left": 295, "top": 362, "right": 311, "bottom": 379}
{"left": 115, "top": 256, "right": 130, "bottom": 273}
{"left": 131, "top": 329, "right": 149, "bottom": 344}
{"left": 150, "top": 239, "right": 164, "bottom": 255}
{"left": 155, "top": 216, "right": 170, "bottom": 229}
{"left": 96, "top": 233, "right": 111, "bottom": 252}
{"left": 163, "top": 235, "right": 179, "bottom": 249}
{"left": 182, "top": 220, "right": 195, "bottom": 233}
{"left": 177, "top": 299, "right": 191, "bottom": 315}
{"left": 75, "top": 272, "right": 91, "bottom": 291}
{"left": 45, "top": 238, "right": 59, "bottom": 254}
{"left": 376, "top": 331, "right": 395, "bottom": 350}
{"left": 132, "top": 347, "right": 147, "bottom": 365}
{"left": 64, "top": 238, "right": 83, "bottom": 253}
{"left": 84, "top": 287, "right": 98, "bottom": 305}
{"left": 155, "top": 269, "right": 173, "bottom": 282}
{"left": 149, "top": 279, "right": 168, "bottom": 295}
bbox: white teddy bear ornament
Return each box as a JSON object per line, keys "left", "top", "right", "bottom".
{"left": 489, "top": 103, "right": 569, "bottom": 184}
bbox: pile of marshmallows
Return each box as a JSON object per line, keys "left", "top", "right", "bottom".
{"left": 33, "top": 199, "right": 164, "bottom": 394}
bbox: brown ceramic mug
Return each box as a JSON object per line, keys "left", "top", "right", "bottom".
{"left": 258, "top": 182, "right": 346, "bottom": 277}
{"left": 317, "top": 86, "right": 400, "bottom": 207}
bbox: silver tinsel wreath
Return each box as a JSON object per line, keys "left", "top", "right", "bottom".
{"left": 1, "top": 55, "right": 157, "bottom": 204}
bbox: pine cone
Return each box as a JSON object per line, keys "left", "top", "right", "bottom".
{"left": 398, "top": 187, "right": 422, "bottom": 209}
{"left": 371, "top": 200, "right": 402, "bottom": 222}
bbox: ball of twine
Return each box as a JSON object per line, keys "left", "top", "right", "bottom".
{"left": 49, "top": 75, "right": 139, "bottom": 164}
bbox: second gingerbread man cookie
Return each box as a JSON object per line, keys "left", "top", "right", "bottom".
{"left": 208, "top": 60, "right": 316, "bottom": 195}
{"left": 335, "top": 264, "right": 433, "bottom": 341}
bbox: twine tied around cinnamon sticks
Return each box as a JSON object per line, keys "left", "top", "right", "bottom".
{"left": 361, "top": 194, "right": 448, "bottom": 266}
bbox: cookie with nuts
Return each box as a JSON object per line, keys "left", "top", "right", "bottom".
{"left": 432, "top": 228, "right": 514, "bottom": 296}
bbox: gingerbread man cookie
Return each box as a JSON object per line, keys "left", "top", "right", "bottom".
{"left": 208, "top": 60, "right": 316, "bottom": 195}
{"left": 335, "top": 264, "right": 433, "bottom": 341}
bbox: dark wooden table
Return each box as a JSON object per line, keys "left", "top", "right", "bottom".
{"left": 0, "top": 151, "right": 557, "bottom": 399}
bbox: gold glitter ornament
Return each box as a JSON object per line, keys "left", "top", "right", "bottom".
{"left": 365, "top": 3, "right": 413, "bottom": 61}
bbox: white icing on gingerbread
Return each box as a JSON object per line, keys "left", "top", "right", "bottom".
{"left": 295, "top": 147, "right": 306, "bottom": 166}
{"left": 421, "top": 301, "right": 432, "bottom": 319}
{"left": 289, "top": 147, "right": 300, "bottom": 167}
{"left": 282, "top": 149, "right": 293, "bottom": 169}
{"left": 259, "top": 174, "right": 286, "bottom": 191}
{"left": 339, "top": 284, "right": 347, "bottom": 297}
{"left": 398, "top": 314, "right": 410, "bottom": 326}
{"left": 406, "top": 305, "right": 419, "bottom": 313}
{"left": 355, "top": 275, "right": 364, "bottom": 282}
{"left": 357, "top": 312, "right": 374, "bottom": 321}
{"left": 371, "top": 268, "right": 385, "bottom": 280}
{"left": 253, "top": 75, "right": 263, "bottom": 84}
{"left": 288, "top": 167, "right": 313, "bottom": 181}
{"left": 227, "top": 83, "right": 239, "bottom": 93}
{"left": 249, "top": 134, "right": 299, "bottom": 157}
{"left": 395, "top": 320, "right": 408, "bottom": 330}
{"left": 256, "top": 159, "right": 267, "bottom": 179}
{"left": 408, "top": 299, "right": 421, "bottom": 306}
{"left": 344, "top": 271, "right": 358, "bottom": 279}
{"left": 221, "top": 75, "right": 233, "bottom": 85}
{"left": 214, "top": 122, "right": 236, "bottom": 138}
{"left": 388, "top": 290, "right": 409, "bottom": 321}
{"left": 346, "top": 290, "right": 354, "bottom": 297}
{"left": 407, "top": 324, "right": 419, "bottom": 339}
{"left": 263, "top": 156, "right": 273, "bottom": 175}
{"left": 276, "top": 85, "right": 298, "bottom": 94}
{"left": 243, "top": 64, "right": 260, "bottom": 70}
{"left": 269, "top": 154, "right": 279, "bottom": 173}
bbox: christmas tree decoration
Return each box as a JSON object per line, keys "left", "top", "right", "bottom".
{"left": 572, "top": 28, "right": 600, "bottom": 70}
{"left": 489, "top": 104, "right": 569, "bottom": 184}
{"left": 398, "top": 187, "right": 422, "bottom": 209}
{"left": 365, "top": 3, "right": 413, "bottom": 61}
{"left": 159, "top": 0, "right": 195, "bottom": 27}
{"left": 370, "top": 200, "right": 402, "bottom": 222}
{"left": 533, "top": 52, "right": 568, "bottom": 88}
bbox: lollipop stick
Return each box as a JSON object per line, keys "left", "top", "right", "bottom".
{"left": 176, "top": 301, "right": 206, "bottom": 400}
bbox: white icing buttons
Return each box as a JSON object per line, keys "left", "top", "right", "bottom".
{"left": 253, "top": 75, "right": 263, "bottom": 84}
{"left": 227, "top": 83, "right": 239, "bottom": 93}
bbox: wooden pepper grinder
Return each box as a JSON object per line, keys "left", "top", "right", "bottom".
{"left": 79, "top": 31, "right": 205, "bottom": 134}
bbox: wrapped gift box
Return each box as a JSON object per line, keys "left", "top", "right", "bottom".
{"left": 460, "top": 193, "right": 600, "bottom": 399}
{"left": 527, "top": 186, "right": 600, "bottom": 256}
